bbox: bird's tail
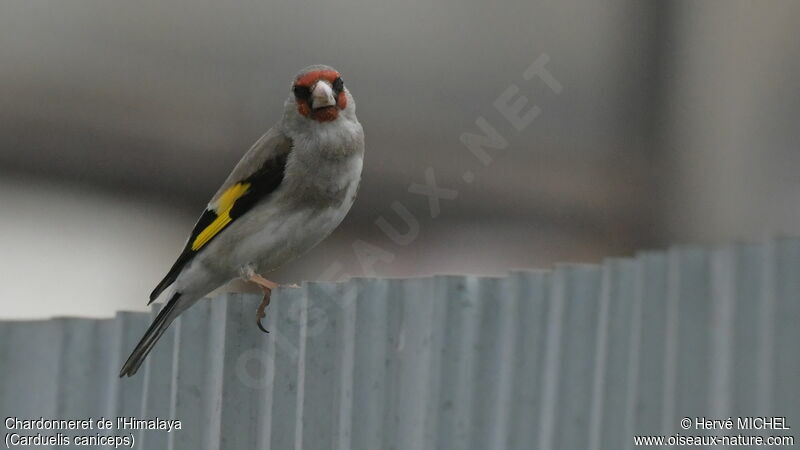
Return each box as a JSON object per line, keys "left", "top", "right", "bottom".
{"left": 119, "top": 291, "right": 182, "bottom": 377}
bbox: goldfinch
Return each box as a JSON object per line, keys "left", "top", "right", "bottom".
{"left": 120, "top": 65, "right": 364, "bottom": 377}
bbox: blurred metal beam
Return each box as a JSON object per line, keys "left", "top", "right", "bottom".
{"left": 1, "top": 239, "right": 799, "bottom": 449}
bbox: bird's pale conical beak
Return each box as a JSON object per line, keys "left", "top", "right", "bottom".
{"left": 311, "top": 81, "right": 336, "bottom": 110}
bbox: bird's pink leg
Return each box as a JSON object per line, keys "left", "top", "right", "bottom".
{"left": 248, "top": 274, "right": 279, "bottom": 333}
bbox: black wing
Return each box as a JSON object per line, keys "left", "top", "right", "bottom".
{"left": 148, "top": 142, "right": 291, "bottom": 303}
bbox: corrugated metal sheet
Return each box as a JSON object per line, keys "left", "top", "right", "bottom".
{"left": 1, "top": 240, "right": 799, "bottom": 449}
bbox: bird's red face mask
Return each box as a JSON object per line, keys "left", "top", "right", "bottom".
{"left": 292, "top": 70, "right": 347, "bottom": 122}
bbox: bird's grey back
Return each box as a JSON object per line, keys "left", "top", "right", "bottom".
{"left": 208, "top": 127, "right": 293, "bottom": 207}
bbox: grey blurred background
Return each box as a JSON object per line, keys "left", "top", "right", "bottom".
{"left": 1, "top": 0, "right": 798, "bottom": 318}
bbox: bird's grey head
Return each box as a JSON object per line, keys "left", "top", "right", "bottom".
{"left": 285, "top": 64, "right": 356, "bottom": 124}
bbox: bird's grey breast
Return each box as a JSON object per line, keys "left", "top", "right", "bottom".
{"left": 283, "top": 121, "right": 364, "bottom": 210}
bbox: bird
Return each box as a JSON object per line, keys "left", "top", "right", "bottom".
{"left": 119, "top": 64, "right": 364, "bottom": 377}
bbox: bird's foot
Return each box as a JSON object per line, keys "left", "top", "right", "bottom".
{"left": 247, "top": 273, "right": 279, "bottom": 334}
{"left": 256, "top": 287, "right": 271, "bottom": 334}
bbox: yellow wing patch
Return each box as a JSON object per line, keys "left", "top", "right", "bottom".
{"left": 191, "top": 182, "right": 251, "bottom": 251}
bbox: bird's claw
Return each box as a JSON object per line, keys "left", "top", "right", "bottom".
{"left": 257, "top": 317, "right": 270, "bottom": 334}
{"left": 256, "top": 288, "right": 272, "bottom": 334}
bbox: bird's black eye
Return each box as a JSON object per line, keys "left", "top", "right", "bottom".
{"left": 332, "top": 77, "right": 344, "bottom": 93}
{"left": 293, "top": 85, "right": 311, "bottom": 101}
